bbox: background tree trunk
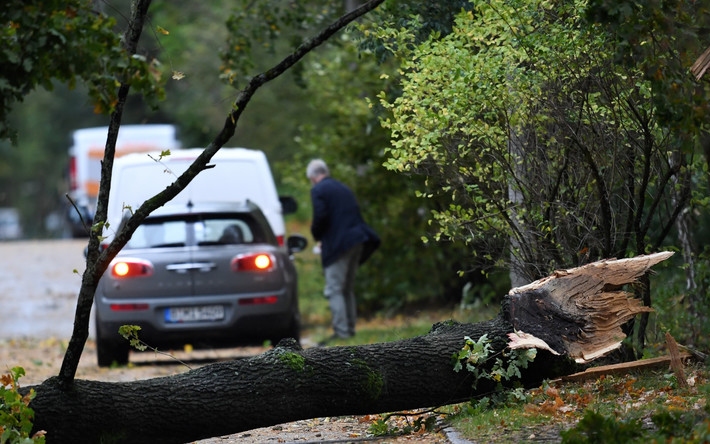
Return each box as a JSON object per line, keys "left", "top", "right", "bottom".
{"left": 27, "top": 253, "right": 671, "bottom": 444}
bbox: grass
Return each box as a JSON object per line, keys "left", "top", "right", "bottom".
{"left": 443, "top": 364, "right": 710, "bottom": 443}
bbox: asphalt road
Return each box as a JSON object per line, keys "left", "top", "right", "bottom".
{"left": 0, "top": 239, "right": 89, "bottom": 340}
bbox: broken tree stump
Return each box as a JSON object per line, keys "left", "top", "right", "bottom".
{"left": 506, "top": 252, "right": 673, "bottom": 363}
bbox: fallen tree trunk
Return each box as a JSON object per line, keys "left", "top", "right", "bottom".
{"left": 26, "top": 252, "right": 672, "bottom": 444}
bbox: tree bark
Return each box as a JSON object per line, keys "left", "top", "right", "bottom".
{"left": 59, "top": 0, "right": 153, "bottom": 388}
{"left": 692, "top": 44, "right": 710, "bottom": 80}
{"left": 26, "top": 252, "right": 671, "bottom": 444}
{"left": 30, "top": 321, "right": 570, "bottom": 444}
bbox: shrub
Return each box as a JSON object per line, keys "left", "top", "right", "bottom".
{"left": 0, "top": 366, "right": 45, "bottom": 443}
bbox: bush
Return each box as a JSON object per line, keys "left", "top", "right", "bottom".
{"left": 0, "top": 367, "right": 45, "bottom": 443}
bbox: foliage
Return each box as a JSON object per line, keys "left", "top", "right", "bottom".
{"left": 448, "top": 365, "right": 710, "bottom": 443}
{"left": 373, "top": 0, "right": 710, "bottom": 355}
{"left": 583, "top": 0, "right": 710, "bottom": 350}
{"left": 586, "top": 0, "right": 710, "bottom": 135}
{"left": 118, "top": 325, "right": 192, "bottom": 369}
{"left": 0, "top": 367, "right": 45, "bottom": 444}
{"left": 651, "top": 254, "right": 710, "bottom": 352}
{"left": 378, "top": 0, "right": 709, "bottom": 285}
{"left": 452, "top": 334, "right": 536, "bottom": 394}
{"left": 117, "top": 325, "right": 148, "bottom": 352}
{"left": 0, "top": 0, "right": 167, "bottom": 142}
{"left": 359, "top": 0, "right": 474, "bottom": 62}
{"left": 0, "top": 87, "right": 80, "bottom": 237}
{"left": 220, "top": 0, "right": 343, "bottom": 87}
{"left": 286, "top": 25, "right": 480, "bottom": 313}
{"left": 145, "top": 1, "right": 316, "bottom": 156}
{"left": 560, "top": 410, "right": 643, "bottom": 443}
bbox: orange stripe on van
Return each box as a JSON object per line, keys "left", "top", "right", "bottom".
{"left": 86, "top": 181, "right": 100, "bottom": 196}
{"left": 88, "top": 144, "right": 167, "bottom": 160}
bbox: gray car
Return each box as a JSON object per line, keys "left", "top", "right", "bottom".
{"left": 94, "top": 201, "right": 307, "bottom": 367}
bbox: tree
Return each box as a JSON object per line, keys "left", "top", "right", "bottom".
{"left": 0, "top": 0, "right": 167, "bottom": 142}
{"left": 586, "top": 0, "right": 710, "bottom": 351}
{"left": 376, "top": 0, "right": 710, "bottom": 353}
{"left": 283, "top": 30, "right": 477, "bottom": 312}
{"left": 25, "top": 252, "right": 671, "bottom": 443}
{"left": 280, "top": 1, "right": 525, "bottom": 312}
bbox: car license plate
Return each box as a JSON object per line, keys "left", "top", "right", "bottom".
{"left": 165, "top": 305, "right": 225, "bottom": 323}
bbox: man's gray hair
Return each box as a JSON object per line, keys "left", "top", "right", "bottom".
{"left": 306, "top": 159, "right": 330, "bottom": 179}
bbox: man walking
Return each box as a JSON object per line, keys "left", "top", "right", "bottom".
{"left": 307, "top": 159, "right": 380, "bottom": 343}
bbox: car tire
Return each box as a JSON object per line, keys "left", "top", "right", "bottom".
{"left": 287, "top": 312, "right": 301, "bottom": 343}
{"left": 272, "top": 312, "right": 301, "bottom": 345}
{"left": 96, "top": 336, "right": 130, "bottom": 367}
{"left": 95, "top": 317, "right": 130, "bottom": 367}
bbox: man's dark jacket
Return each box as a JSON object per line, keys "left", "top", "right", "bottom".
{"left": 310, "top": 177, "right": 380, "bottom": 268}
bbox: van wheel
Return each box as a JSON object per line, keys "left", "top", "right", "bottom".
{"left": 96, "top": 337, "right": 130, "bottom": 367}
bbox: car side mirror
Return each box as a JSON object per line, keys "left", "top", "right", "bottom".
{"left": 279, "top": 196, "right": 298, "bottom": 215}
{"left": 286, "top": 234, "right": 308, "bottom": 254}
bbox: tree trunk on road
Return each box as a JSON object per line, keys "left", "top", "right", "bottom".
{"left": 26, "top": 252, "right": 671, "bottom": 444}
{"left": 31, "top": 320, "right": 563, "bottom": 444}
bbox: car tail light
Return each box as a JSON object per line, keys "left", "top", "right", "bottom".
{"left": 238, "top": 296, "right": 278, "bottom": 305}
{"left": 110, "top": 303, "right": 149, "bottom": 311}
{"left": 69, "top": 156, "right": 77, "bottom": 191}
{"left": 231, "top": 252, "right": 276, "bottom": 272}
{"left": 110, "top": 258, "right": 154, "bottom": 278}
{"left": 276, "top": 235, "right": 285, "bottom": 246}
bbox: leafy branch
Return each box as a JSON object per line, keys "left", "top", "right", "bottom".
{"left": 118, "top": 325, "right": 193, "bottom": 370}
{"left": 0, "top": 367, "right": 46, "bottom": 443}
{"left": 452, "top": 334, "right": 537, "bottom": 390}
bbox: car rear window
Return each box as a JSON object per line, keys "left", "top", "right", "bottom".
{"left": 125, "top": 213, "right": 268, "bottom": 249}
{"left": 126, "top": 219, "right": 187, "bottom": 249}
{"left": 196, "top": 218, "right": 255, "bottom": 245}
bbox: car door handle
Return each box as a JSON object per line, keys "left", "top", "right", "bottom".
{"left": 166, "top": 262, "right": 217, "bottom": 273}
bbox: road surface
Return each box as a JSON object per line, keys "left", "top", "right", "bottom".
{"left": 0, "top": 239, "right": 88, "bottom": 340}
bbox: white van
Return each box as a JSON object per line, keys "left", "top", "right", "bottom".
{"left": 104, "top": 148, "right": 296, "bottom": 245}
{"left": 66, "top": 124, "right": 181, "bottom": 237}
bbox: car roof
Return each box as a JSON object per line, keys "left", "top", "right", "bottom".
{"left": 116, "top": 147, "right": 267, "bottom": 166}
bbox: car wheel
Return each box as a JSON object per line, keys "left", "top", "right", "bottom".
{"left": 96, "top": 336, "right": 130, "bottom": 367}
{"left": 271, "top": 312, "right": 301, "bottom": 346}
{"left": 95, "top": 319, "right": 130, "bottom": 367}
{"left": 286, "top": 312, "right": 301, "bottom": 343}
